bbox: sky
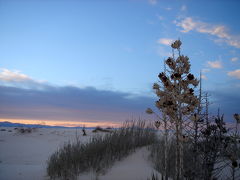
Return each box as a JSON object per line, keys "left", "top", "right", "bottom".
{"left": 0, "top": 0, "right": 240, "bottom": 127}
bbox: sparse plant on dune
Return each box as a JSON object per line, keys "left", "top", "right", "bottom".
{"left": 16, "top": 127, "right": 35, "bottom": 134}
{"left": 147, "top": 39, "right": 199, "bottom": 180}
{"left": 47, "top": 120, "right": 156, "bottom": 179}
{"left": 147, "top": 173, "right": 160, "bottom": 180}
{"left": 92, "top": 126, "right": 112, "bottom": 133}
{"left": 148, "top": 93, "right": 240, "bottom": 180}
{"left": 82, "top": 125, "right": 87, "bottom": 136}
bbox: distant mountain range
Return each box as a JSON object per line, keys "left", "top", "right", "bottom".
{"left": 0, "top": 121, "right": 94, "bottom": 129}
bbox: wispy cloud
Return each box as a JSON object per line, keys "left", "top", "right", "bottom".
{"left": 148, "top": 0, "right": 157, "bottom": 5}
{"left": 227, "top": 69, "right": 240, "bottom": 79}
{"left": 202, "top": 68, "right": 211, "bottom": 73}
{"left": 175, "top": 17, "right": 240, "bottom": 48}
{"left": 156, "top": 14, "right": 164, "bottom": 21}
{"left": 201, "top": 74, "right": 207, "bottom": 80}
{"left": 0, "top": 68, "right": 31, "bottom": 82}
{"left": 231, "top": 57, "right": 238, "bottom": 62}
{"left": 180, "top": 5, "right": 187, "bottom": 11}
{"left": 207, "top": 60, "right": 223, "bottom": 69}
{"left": 157, "top": 38, "right": 174, "bottom": 46}
{"left": 0, "top": 68, "right": 47, "bottom": 89}
{"left": 165, "top": 7, "right": 172, "bottom": 11}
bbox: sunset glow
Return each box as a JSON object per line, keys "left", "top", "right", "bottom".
{"left": 0, "top": 119, "right": 121, "bottom": 128}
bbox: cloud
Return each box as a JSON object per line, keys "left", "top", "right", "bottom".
{"left": 227, "top": 69, "right": 240, "bottom": 79}
{"left": 165, "top": 7, "right": 172, "bottom": 11}
{"left": 201, "top": 74, "right": 207, "bottom": 80}
{"left": 156, "top": 14, "right": 164, "bottom": 21}
{"left": 175, "top": 17, "right": 240, "bottom": 48}
{"left": 202, "top": 68, "right": 210, "bottom": 73}
{"left": 231, "top": 57, "right": 238, "bottom": 62}
{"left": 208, "top": 86, "right": 240, "bottom": 122}
{"left": 157, "top": 38, "right": 174, "bottom": 46}
{"left": 148, "top": 0, "right": 157, "bottom": 5}
{"left": 0, "top": 77, "right": 238, "bottom": 125}
{"left": 207, "top": 60, "right": 223, "bottom": 69}
{"left": 0, "top": 85, "right": 154, "bottom": 124}
{"left": 0, "top": 68, "right": 31, "bottom": 82}
{"left": 180, "top": 5, "right": 187, "bottom": 11}
{"left": 0, "top": 68, "right": 47, "bottom": 89}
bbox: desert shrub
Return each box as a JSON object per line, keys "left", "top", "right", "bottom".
{"left": 149, "top": 135, "right": 176, "bottom": 179}
{"left": 47, "top": 120, "right": 157, "bottom": 179}
{"left": 150, "top": 115, "right": 240, "bottom": 180}
{"left": 147, "top": 173, "right": 160, "bottom": 180}
{"left": 16, "top": 127, "right": 35, "bottom": 134}
{"left": 92, "top": 126, "right": 112, "bottom": 133}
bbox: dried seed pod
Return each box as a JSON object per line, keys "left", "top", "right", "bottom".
{"left": 153, "top": 83, "right": 160, "bottom": 90}
{"left": 187, "top": 73, "right": 194, "bottom": 80}
{"left": 190, "top": 113, "right": 199, "bottom": 121}
{"left": 158, "top": 72, "right": 168, "bottom": 82}
{"left": 171, "top": 40, "right": 182, "bottom": 49}
{"left": 156, "top": 89, "right": 165, "bottom": 97}
{"left": 181, "top": 80, "right": 189, "bottom": 90}
{"left": 180, "top": 135, "right": 189, "bottom": 142}
{"left": 146, "top": 108, "right": 153, "bottom": 114}
{"left": 166, "top": 57, "right": 176, "bottom": 69}
{"left": 155, "top": 121, "right": 161, "bottom": 129}
{"left": 186, "top": 88, "right": 194, "bottom": 95}
{"left": 155, "top": 101, "right": 162, "bottom": 109}
{"left": 191, "top": 79, "right": 199, "bottom": 87}
{"left": 174, "top": 73, "right": 181, "bottom": 79}
{"left": 233, "top": 113, "right": 240, "bottom": 123}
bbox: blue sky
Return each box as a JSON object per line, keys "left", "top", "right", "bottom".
{"left": 0, "top": 0, "right": 239, "bottom": 126}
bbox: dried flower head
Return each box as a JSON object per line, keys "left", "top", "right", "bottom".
{"left": 171, "top": 73, "right": 181, "bottom": 80}
{"left": 171, "top": 40, "right": 182, "bottom": 49}
{"left": 156, "top": 89, "right": 165, "bottom": 97}
{"left": 155, "top": 101, "right": 161, "bottom": 109}
{"left": 233, "top": 113, "right": 240, "bottom": 123}
{"left": 146, "top": 108, "right": 153, "bottom": 114}
{"left": 153, "top": 83, "right": 160, "bottom": 90}
{"left": 164, "top": 80, "right": 174, "bottom": 91}
{"left": 190, "top": 113, "right": 199, "bottom": 121}
{"left": 187, "top": 74, "right": 194, "bottom": 81}
{"left": 188, "top": 88, "right": 194, "bottom": 95}
{"left": 158, "top": 72, "right": 168, "bottom": 82}
{"left": 155, "top": 121, "right": 161, "bottom": 129}
{"left": 191, "top": 79, "right": 199, "bottom": 87}
{"left": 179, "top": 135, "right": 189, "bottom": 142}
{"left": 166, "top": 57, "right": 176, "bottom": 69}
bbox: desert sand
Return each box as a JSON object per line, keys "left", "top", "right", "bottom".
{"left": 0, "top": 127, "right": 160, "bottom": 180}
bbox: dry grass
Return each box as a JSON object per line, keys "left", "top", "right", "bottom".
{"left": 47, "top": 120, "right": 157, "bottom": 180}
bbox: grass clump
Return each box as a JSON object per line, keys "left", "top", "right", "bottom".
{"left": 92, "top": 126, "right": 112, "bottom": 133}
{"left": 47, "top": 120, "right": 157, "bottom": 179}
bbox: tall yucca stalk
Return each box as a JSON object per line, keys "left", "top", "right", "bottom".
{"left": 147, "top": 40, "right": 199, "bottom": 180}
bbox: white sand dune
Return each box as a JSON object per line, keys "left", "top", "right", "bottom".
{"left": 78, "top": 147, "right": 160, "bottom": 180}
{"left": 0, "top": 127, "right": 160, "bottom": 180}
